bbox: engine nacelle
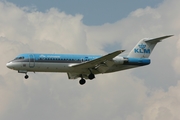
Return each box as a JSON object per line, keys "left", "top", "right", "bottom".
{"left": 123, "top": 57, "right": 150, "bottom": 65}
{"left": 113, "top": 56, "right": 126, "bottom": 64}
{"left": 113, "top": 56, "right": 150, "bottom": 66}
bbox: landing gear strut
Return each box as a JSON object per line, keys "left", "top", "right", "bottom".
{"left": 79, "top": 78, "right": 86, "bottom": 85}
{"left": 88, "top": 69, "right": 95, "bottom": 80}
{"left": 25, "top": 74, "right": 29, "bottom": 79}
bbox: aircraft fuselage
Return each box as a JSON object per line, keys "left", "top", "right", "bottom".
{"left": 6, "top": 53, "right": 150, "bottom": 74}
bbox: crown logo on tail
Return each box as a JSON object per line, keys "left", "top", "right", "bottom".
{"left": 138, "top": 44, "right": 146, "bottom": 49}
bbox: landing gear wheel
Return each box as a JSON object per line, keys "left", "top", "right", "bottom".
{"left": 79, "top": 79, "right": 86, "bottom": 85}
{"left": 25, "top": 74, "right": 29, "bottom": 79}
{"left": 88, "top": 73, "right": 95, "bottom": 80}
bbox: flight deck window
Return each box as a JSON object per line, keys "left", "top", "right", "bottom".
{"left": 15, "top": 56, "right": 24, "bottom": 60}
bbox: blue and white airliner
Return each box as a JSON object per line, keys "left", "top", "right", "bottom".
{"left": 6, "top": 35, "right": 173, "bottom": 85}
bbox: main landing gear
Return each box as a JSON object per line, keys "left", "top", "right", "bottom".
{"left": 79, "top": 78, "right": 86, "bottom": 85}
{"left": 88, "top": 73, "right": 95, "bottom": 80}
{"left": 79, "top": 73, "right": 95, "bottom": 85}
{"left": 24, "top": 74, "right": 29, "bottom": 79}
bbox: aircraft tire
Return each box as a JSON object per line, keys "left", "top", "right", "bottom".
{"left": 79, "top": 79, "right": 86, "bottom": 85}
{"left": 88, "top": 73, "right": 95, "bottom": 80}
{"left": 25, "top": 75, "right": 29, "bottom": 79}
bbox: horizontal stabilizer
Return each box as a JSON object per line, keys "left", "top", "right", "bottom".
{"left": 144, "top": 35, "right": 173, "bottom": 43}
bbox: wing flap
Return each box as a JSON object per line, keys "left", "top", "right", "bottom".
{"left": 67, "top": 73, "right": 89, "bottom": 79}
{"left": 67, "top": 73, "right": 80, "bottom": 79}
{"left": 94, "top": 60, "right": 115, "bottom": 73}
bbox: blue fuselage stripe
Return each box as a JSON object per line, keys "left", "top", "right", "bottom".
{"left": 12, "top": 53, "right": 101, "bottom": 64}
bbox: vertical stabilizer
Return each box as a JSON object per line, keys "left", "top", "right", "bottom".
{"left": 128, "top": 35, "right": 173, "bottom": 58}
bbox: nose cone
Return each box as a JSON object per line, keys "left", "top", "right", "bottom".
{"left": 6, "top": 62, "right": 13, "bottom": 69}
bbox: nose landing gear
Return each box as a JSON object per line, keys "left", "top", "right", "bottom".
{"left": 18, "top": 70, "right": 29, "bottom": 79}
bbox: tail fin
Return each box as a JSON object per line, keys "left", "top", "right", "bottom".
{"left": 128, "top": 35, "right": 173, "bottom": 58}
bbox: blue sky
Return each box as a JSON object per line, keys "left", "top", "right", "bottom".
{"left": 6, "top": 0, "right": 164, "bottom": 25}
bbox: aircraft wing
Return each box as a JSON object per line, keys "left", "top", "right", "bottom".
{"left": 68, "top": 50, "right": 125, "bottom": 75}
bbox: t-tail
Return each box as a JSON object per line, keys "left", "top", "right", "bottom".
{"left": 128, "top": 35, "right": 173, "bottom": 58}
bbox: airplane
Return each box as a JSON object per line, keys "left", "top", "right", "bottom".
{"left": 6, "top": 35, "right": 173, "bottom": 85}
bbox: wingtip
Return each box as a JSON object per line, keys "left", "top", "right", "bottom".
{"left": 166, "top": 35, "right": 174, "bottom": 37}
{"left": 120, "top": 50, "right": 125, "bottom": 53}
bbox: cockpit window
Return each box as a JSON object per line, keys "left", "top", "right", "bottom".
{"left": 14, "top": 56, "right": 24, "bottom": 60}
{"left": 19, "top": 57, "right": 24, "bottom": 59}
